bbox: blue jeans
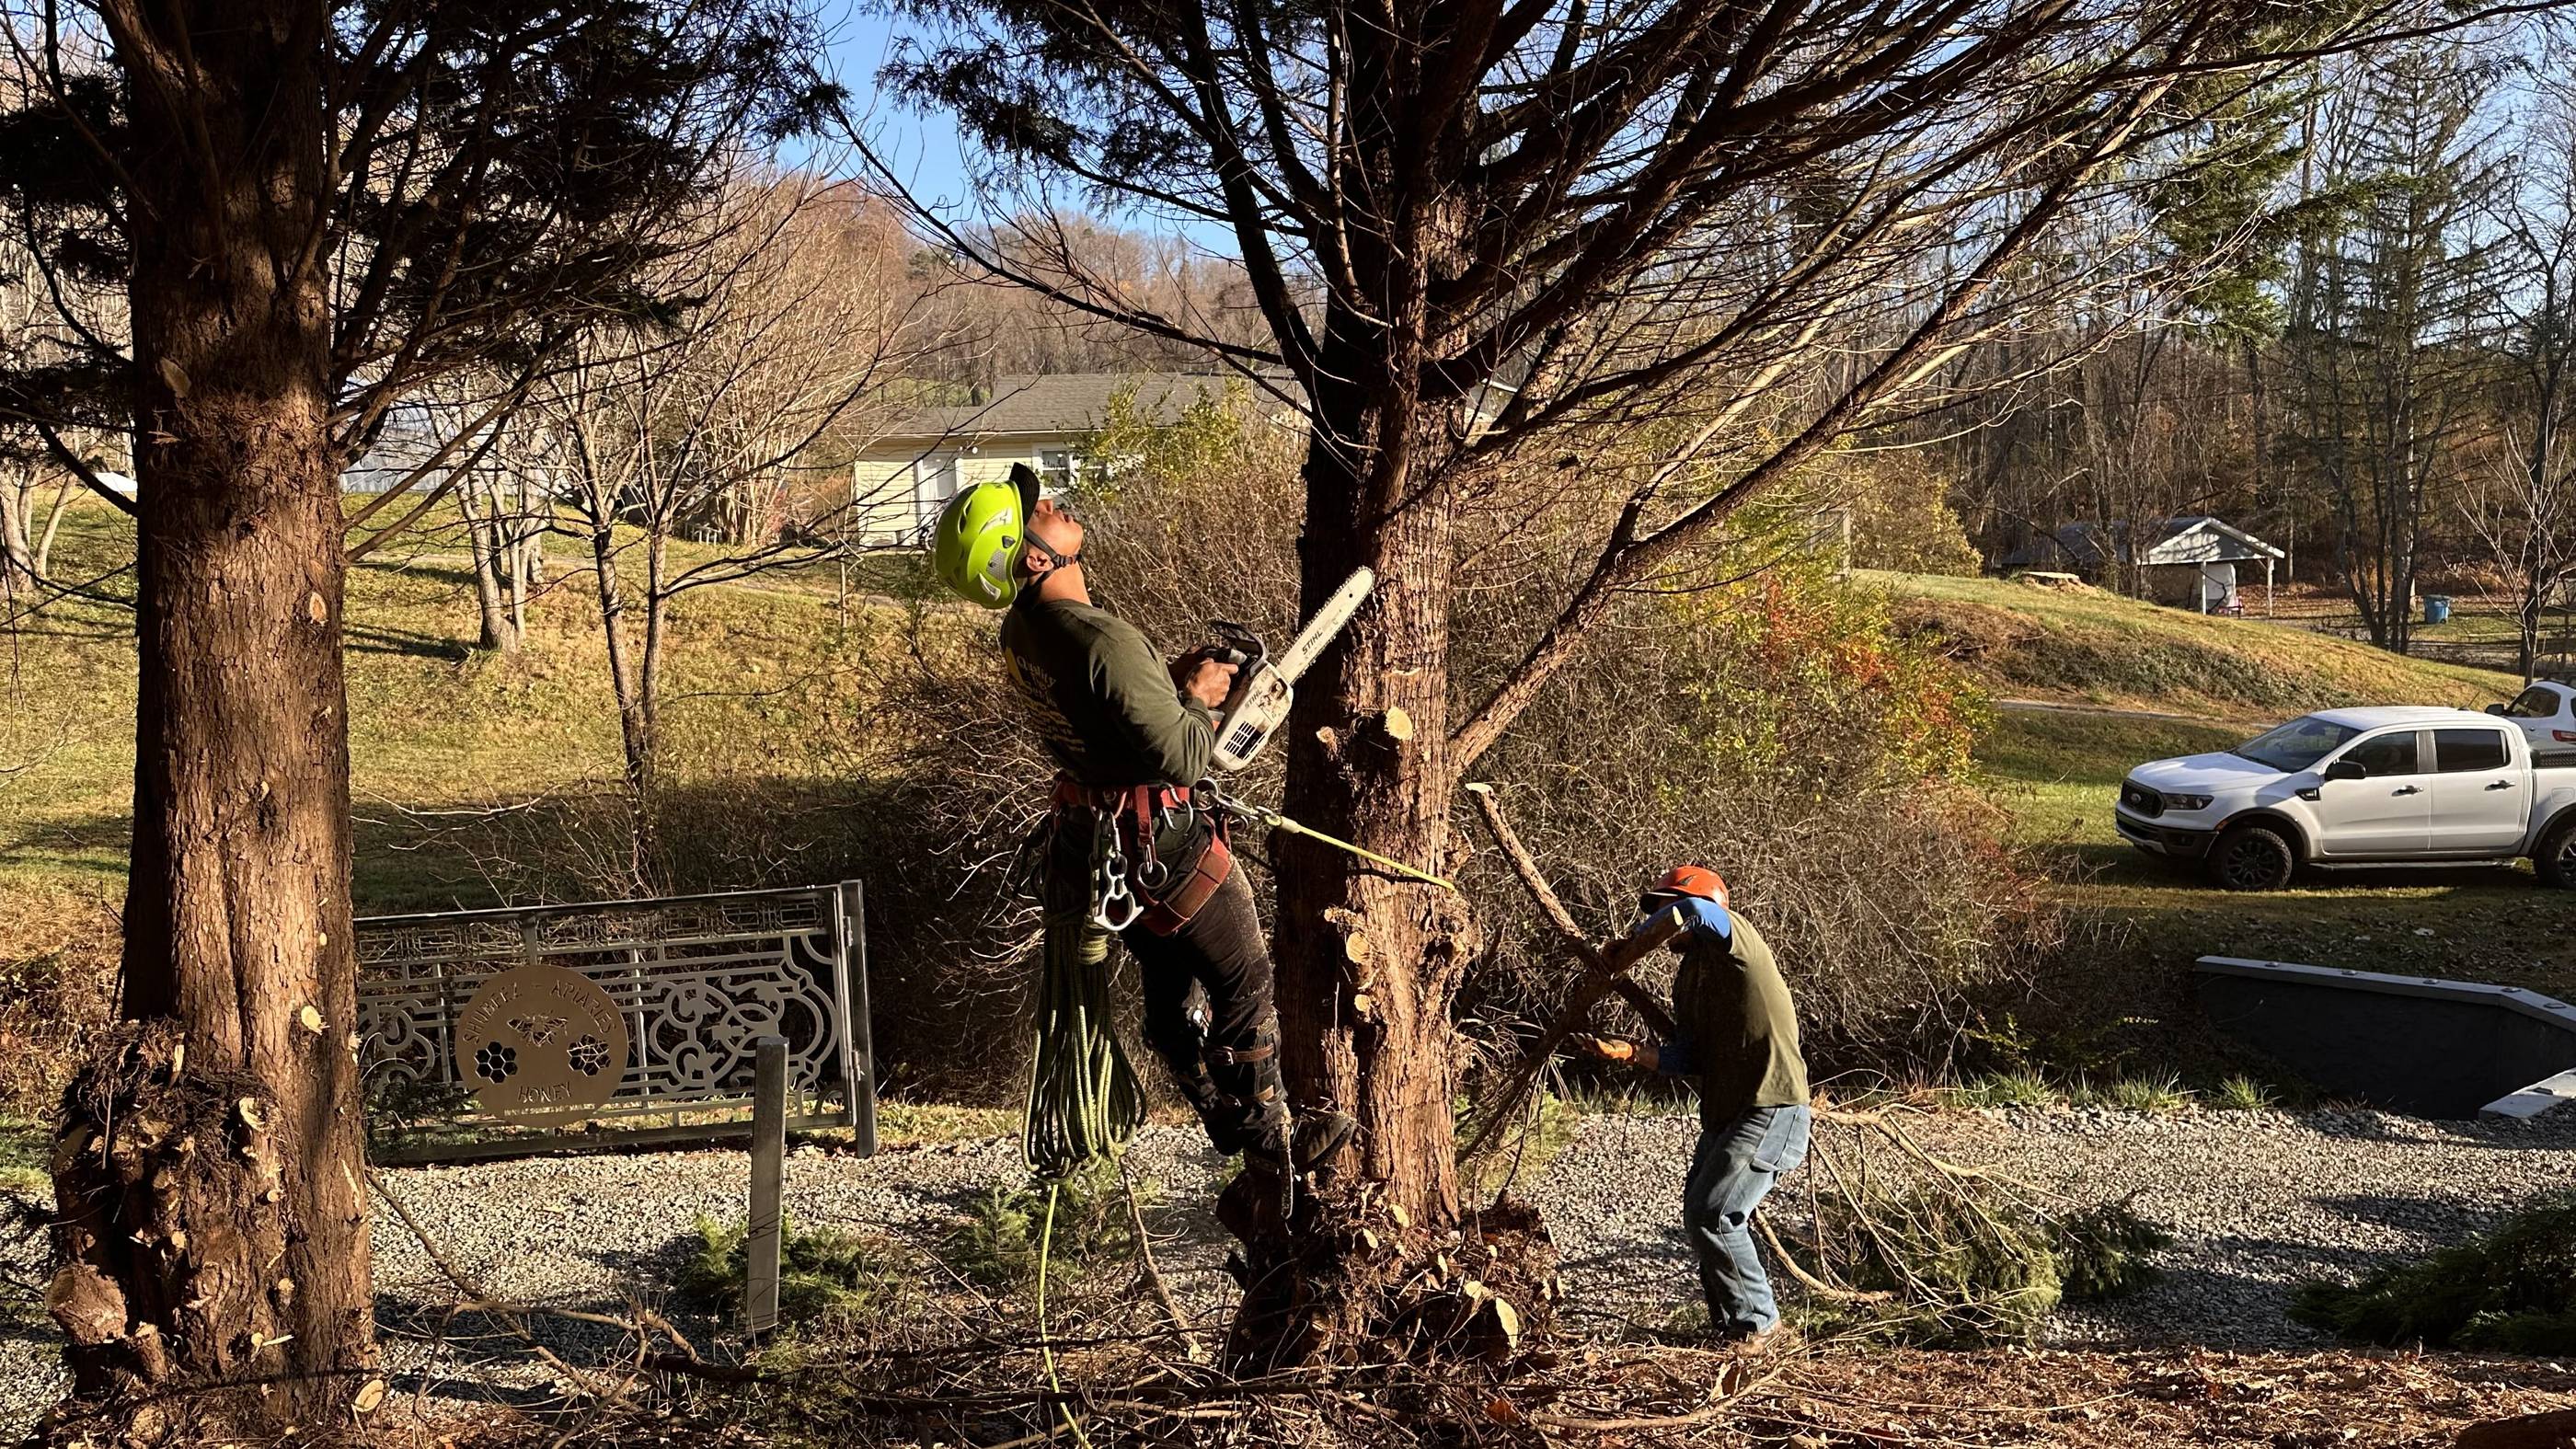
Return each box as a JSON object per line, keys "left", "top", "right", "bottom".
{"left": 1682, "top": 1104, "right": 1812, "bottom": 1337}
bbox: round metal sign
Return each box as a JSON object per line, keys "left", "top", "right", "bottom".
{"left": 453, "top": 963, "right": 631, "bottom": 1117}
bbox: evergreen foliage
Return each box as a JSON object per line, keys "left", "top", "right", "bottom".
{"left": 943, "top": 1159, "right": 1158, "bottom": 1292}
{"left": 680, "top": 1212, "right": 914, "bottom": 1326}
{"left": 1808, "top": 1190, "right": 2170, "bottom": 1347}
{"left": 2294, "top": 1193, "right": 2576, "bottom": 1352}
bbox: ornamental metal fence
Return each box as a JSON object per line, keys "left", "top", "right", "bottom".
{"left": 355, "top": 880, "right": 876, "bottom": 1163}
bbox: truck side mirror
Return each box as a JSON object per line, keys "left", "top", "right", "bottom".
{"left": 2323, "top": 759, "right": 2366, "bottom": 782}
{"left": 2486, "top": 704, "right": 2508, "bottom": 717}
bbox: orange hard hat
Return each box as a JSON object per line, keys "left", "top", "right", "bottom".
{"left": 1643, "top": 864, "right": 1728, "bottom": 909}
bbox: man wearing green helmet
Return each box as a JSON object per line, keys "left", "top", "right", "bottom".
{"left": 932, "top": 466, "right": 1353, "bottom": 1180}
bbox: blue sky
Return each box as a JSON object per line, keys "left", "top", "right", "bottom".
{"left": 822, "top": 9, "right": 978, "bottom": 213}
{"left": 811, "top": 6, "right": 1244, "bottom": 253}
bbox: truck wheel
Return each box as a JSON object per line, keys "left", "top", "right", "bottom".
{"left": 2540, "top": 817, "right": 2576, "bottom": 890}
{"left": 2209, "top": 822, "right": 2296, "bottom": 891}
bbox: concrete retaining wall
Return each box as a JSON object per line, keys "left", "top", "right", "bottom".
{"left": 2193, "top": 957, "right": 2576, "bottom": 1119}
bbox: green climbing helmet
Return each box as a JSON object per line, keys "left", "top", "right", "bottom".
{"left": 930, "top": 465, "right": 1042, "bottom": 609}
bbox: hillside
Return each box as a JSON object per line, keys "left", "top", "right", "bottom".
{"left": 1872, "top": 570, "right": 2520, "bottom": 719}
{"left": 0, "top": 500, "right": 913, "bottom": 909}
{"left": 0, "top": 500, "right": 932, "bottom": 1110}
{"left": 1882, "top": 571, "right": 2576, "bottom": 1079}
{"left": 3, "top": 530, "right": 2563, "bottom": 1114}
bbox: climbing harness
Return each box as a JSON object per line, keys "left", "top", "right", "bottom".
{"left": 1054, "top": 777, "right": 1235, "bottom": 937}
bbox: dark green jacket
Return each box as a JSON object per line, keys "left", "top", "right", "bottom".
{"left": 1671, "top": 914, "right": 1810, "bottom": 1125}
{"left": 1000, "top": 594, "right": 1214, "bottom": 788}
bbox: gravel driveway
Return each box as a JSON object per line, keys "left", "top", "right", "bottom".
{"left": 5, "top": 1106, "right": 2571, "bottom": 1432}
{"left": 1534, "top": 1107, "right": 2576, "bottom": 1347}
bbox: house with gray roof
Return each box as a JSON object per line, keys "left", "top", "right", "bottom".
{"left": 849, "top": 371, "right": 1297, "bottom": 542}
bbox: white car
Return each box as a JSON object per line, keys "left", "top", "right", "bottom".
{"left": 2114, "top": 706, "right": 2576, "bottom": 891}
{"left": 2488, "top": 681, "right": 2576, "bottom": 764}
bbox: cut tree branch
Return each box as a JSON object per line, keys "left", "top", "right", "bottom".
{"left": 1463, "top": 781, "right": 1680, "bottom": 1040}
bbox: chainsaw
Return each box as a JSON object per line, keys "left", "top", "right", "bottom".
{"left": 1206, "top": 566, "right": 1374, "bottom": 773}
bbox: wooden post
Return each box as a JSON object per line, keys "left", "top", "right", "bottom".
{"left": 747, "top": 1035, "right": 788, "bottom": 1336}
{"left": 840, "top": 880, "right": 879, "bottom": 1159}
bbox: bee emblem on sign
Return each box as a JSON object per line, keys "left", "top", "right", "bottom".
{"left": 453, "top": 964, "right": 631, "bottom": 1117}
{"left": 508, "top": 1014, "right": 569, "bottom": 1045}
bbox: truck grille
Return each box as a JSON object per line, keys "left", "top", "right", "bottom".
{"left": 2119, "top": 780, "right": 2164, "bottom": 818}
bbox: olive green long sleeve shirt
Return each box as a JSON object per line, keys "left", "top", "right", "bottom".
{"left": 1668, "top": 914, "right": 1810, "bottom": 1126}
{"left": 1000, "top": 594, "right": 1215, "bottom": 788}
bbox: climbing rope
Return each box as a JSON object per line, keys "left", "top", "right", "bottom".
{"left": 1022, "top": 914, "right": 1146, "bottom": 1179}
{"left": 1035, "top": 1182, "right": 1095, "bottom": 1447}
{"left": 1024, "top": 904, "right": 1133, "bottom": 1446}
{"left": 1018, "top": 819, "right": 1145, "bottom": 1445}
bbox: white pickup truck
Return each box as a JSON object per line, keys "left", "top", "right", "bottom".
{"left": 2115, "top": 706, "right": 2576, "bottom": 891}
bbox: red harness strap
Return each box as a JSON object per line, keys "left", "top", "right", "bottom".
{"left": 1050, "top": 776, "right": 1232, "bottom": 936}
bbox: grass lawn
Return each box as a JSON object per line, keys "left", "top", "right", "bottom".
{"left": 1976, "top": 706, "right": 2576, "bottom": 1083}
{"left": 0, "top": 498, "right": 951, "bottom": 1110}
{"left": 0, "top": 498, "right": 933, "bottom": 910}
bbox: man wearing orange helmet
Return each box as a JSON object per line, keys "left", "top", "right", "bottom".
{"left": 1578, "top": 865, "right": 1810, "bottom": 1350}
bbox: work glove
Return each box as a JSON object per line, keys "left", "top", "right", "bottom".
{"left": 1628, "top": 895, "right": 1731, "bottom": 946}
{"left": 1570, "top": 1033, "right": 1639, "bottom": 1064}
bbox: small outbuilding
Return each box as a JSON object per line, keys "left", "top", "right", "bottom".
{"left": 2041, "top": 515, "right": 2286, "bottom": 614}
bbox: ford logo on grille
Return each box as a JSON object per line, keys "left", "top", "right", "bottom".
{"left": 2119, "top": 781, "right": 2163, "bottom": 817}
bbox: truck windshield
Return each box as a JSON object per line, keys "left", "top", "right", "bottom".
{"left": 2231, "top": 716, "right": 2360, "bottom": 773}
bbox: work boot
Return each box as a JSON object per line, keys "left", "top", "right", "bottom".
{"left": 1243, "top": 1107, "right": 1357, "bottom": 1174}
{"left": 1724, "top": 1323, "right": 1801, "bottom": 1359}
{"left": 1229, "top": 1038, "right": 1357, "bottom": 1173}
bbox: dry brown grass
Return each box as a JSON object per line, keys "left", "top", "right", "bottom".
{"left": 0, "top": 879, "right": 115, "bottom": 1111}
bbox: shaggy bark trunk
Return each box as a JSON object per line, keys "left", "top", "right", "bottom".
{"left": 1234, "top": 242, "right": 1551, "bottom": 1361}
{"left": 49, "top": 4, "right": 376, "bottom": 1434}
{"left": 1273, "top": 416, "right": 1468, "bottom": 1225}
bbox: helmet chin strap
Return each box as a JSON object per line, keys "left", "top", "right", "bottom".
{"left": 1024, "top": 535, "right": 1080, "bottom": 578}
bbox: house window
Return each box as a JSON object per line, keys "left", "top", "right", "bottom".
{"left": 1039, "top": 449, "right": 1081, "bottom": 490}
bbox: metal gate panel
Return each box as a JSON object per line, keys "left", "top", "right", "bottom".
{"left": 356, "top": 881, "right": 876, "bottom": 1162}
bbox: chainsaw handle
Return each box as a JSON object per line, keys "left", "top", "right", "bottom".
{"left": 1206, "top": 619, "right": 1265, "bottom": 669}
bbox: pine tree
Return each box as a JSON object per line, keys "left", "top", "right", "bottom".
{"left": 2284, "top": 40, "right": 2510, "bottom": 651}
{"left": 0, "top": 5, "right": 831, "bottom": 1433}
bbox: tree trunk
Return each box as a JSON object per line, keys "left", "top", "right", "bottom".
{"left": 49, "top": 4, "right": 376, "bottom": 1434}
{"left": 509, "top": 547, "right": 529, "bottom": 640}
{"left": 506, "top": 494, "right": 533, "bottom": 638}
{"left": 1274, "top": 431, "right": 1467, "bottom": 1226}
{"left": 1230, "top": 268, "right": 1559, "bottom": 1359}
{"left": 0, "top": 467, "right": 36, "bottom": 597}
{"left": 460, "top": 483, "right": 520, "bottom": 652}
{"left": 2521, "top": 586, "right": 2543, "bottom": 684}
{"left": 35, "top": 472, "right": 74, "bottom": 578}
{"left": 590, "top": 524, "right": 660, "bottom": 885}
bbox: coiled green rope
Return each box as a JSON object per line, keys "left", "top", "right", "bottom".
{"left": 1022, "top": 914, "right": 1145, "bottom": 1179}
{"left": 1024, "top": 895, "right": 1137, "bottom": 1448}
